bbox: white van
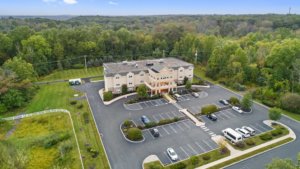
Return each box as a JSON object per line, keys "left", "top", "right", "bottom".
{"left": 222, "top": 128, "right": 243, "bottom": 143}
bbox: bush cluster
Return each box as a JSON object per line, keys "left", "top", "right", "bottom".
{"left": 235, "top": 141, "right": 246, "bottom": 148}
{"left": 271, "top": 128, "right": 283, "bottom": 136}
{"left": 103, "top": 91, "right": 113, "bottom": 101}
{"left": 43, "top": 133, "right": 70, "bottom": 148}
{"left": 127, "top": 128, "right": 143, "bottom": 141}
{"left": 170, "top": 162, "right": 187, "bottom": 169}
{"left": 202, "top": 154, "right": 211, "bottom": 161}
{"left": 87, "top": 146, "right": 99, "bottom": 158}
{"left": 245, "top": 139, "right": 256, "bottom": 146}
{"left": 144, "top": 117, "right": 181, "bottom": 129}
{"left": 259, "top": 133, "right": 273, "bottom": 141}
{"left": 229, "top": 97, "right": 240, "bottom": 106}
{"left": 201, "top": 104, "right": 218, "bottom": 115}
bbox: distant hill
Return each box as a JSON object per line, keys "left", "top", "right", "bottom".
{"left": 0, "top": 15, "right": 76, "bottom": 20}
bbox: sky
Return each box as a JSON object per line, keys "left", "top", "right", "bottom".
{"left": 0, "top": 0, "right": 299, "bottom": 16}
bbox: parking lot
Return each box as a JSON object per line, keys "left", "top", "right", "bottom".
{"left": 142, "top": 119, "right": 218, "bottom": 165}
{"left": 124, "top": 98, "right": 169, "bottom": 110}
{"left": 81, "top": 81, "right": 284, "bottom": 169}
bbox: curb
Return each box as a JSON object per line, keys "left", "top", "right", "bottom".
{"left": 119, "top": 121, "right": 145, "bottom": 144}
{"left": 85, "top": 93, "right": 112, "bottom": 169}
{"left": 99, "top": 88, "right": 137, "bottom": 105}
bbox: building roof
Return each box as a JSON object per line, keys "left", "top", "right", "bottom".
{"left": 103, "top": 57, "right": 193, "bottom": 76}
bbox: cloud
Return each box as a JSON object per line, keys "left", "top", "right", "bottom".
{"left": 108, "top": 1, "right": 118, "bottom": 5}
{"left": 63, "top": 0, "right": 78, "bottom": 4}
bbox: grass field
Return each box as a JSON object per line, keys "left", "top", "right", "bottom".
{"left": 0, "top": 113, "right": 80, "bottom": 169}
{"left": 39, "top": 66, "right": 103, "bottom": 82}
{"left": 23, "top": 83, "right": 110, "bottom": 169}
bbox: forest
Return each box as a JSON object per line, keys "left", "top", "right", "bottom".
{"left": 0, "top": 14, "right": 300, "bottom": 116}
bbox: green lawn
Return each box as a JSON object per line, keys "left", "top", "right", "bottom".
{"left": 39, "top": 66, "right": 103, "bottom": 82}
{"left": 144, "top": 147, "right": 230, "bottom": 169}
{"left": 0, "top": 113, "right": 80, "bottom": 169}
{"left": 23, "top": 83, "right": 110, "bottom": 169}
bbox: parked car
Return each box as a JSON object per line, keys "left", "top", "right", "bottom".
{"left": 222, "top": 128, "right": 243, "bottom": 143}
{"left": 150, "top": 128, "right": 160, "bottom": 137}
{"left": 232, "top": 106, "right": 243, "bottom": 114}
{"left": 167, "top": 148, "right": 178, "bottom": 161}
{"left": 206, "top": 114, "right": 217, "bottom": 121}
{"left": 174, "top": 94, "right": 182, "bottom": 101}
{"left": 219, "top": 99, "right": 229, "bottom": 105}
{"left": 235, "top": 128, "right": 251, "bottom": 138}
{"left": 141, "top": 115, "right": 151, "bottom": 124}
{"left": 192, "top": 92, "right": 199, "bottom": 98}
{"left": 242, "top": 126, "right": 256, "bottom": 136}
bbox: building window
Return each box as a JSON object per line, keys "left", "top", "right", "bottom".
{"left": 189, "top": 75, "right": 192, "bottom": 77}
{"left": 140, "top": 80, "right": 144, "bottom": 83}
{"left": 128, "top": 75, "right": 132, "bottom": 78}
{"left": 179, "top": 76, "right": 182, "bottom": 78}
{"left": 116, "top": 77, "right": 119, "bottom": 79}
{"left": 129, "top": 82, "right": 132, "bottom": 85}
{"left": 180, "top": 70, "right": 183, "bottom": 72}
{"left": 116, "top": 84, "right": 120, "bottom": 86}
{"left": 140, "top": 74, "right": 144, "bottom": 76}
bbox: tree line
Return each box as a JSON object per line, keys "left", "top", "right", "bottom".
{"left": 0, "top": 15, "right": 300, "bottom": 115}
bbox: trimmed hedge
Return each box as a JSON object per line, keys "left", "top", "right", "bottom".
{"left": 201, "top": 104, "right": 218, "bottom": 115}
{"left": 127, "top": 128, "right": 143, "bottom": 141}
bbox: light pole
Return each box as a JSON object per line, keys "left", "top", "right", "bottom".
{"left": 194, "top": 50, "right": 198, "bottom": 64}
{"left": 84, "top": 55, "right": 87, "bottom": 72}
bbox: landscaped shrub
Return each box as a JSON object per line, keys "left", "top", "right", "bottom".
{"left": 229, "top": 97, "right": 240, "bottom": 106}
{"left": 70, "top": 100, "right": 77, "bottom": 105}
{"left": 148, "top": 164, "right": 162, "bottom": 169}
{"left": 259, "top": 133, "right": 273, "bottom": 141}
{"left": 127, "top": 128, "right": 143, "bottom": 141}
{"left": 269, "top": 108, "right": 282, "bottom": 122}
{"left": 123, "top": 120, "right": 132, "bottom": 128}
{"left": 202, "top": 154, "right": 211, "bottom": 161}
{"left": 189, "top": 156, "right": 199, "bottom": 166}
{"left": 232, "top": 83, "right": 246, "bottom": 91}
{"left": 271, "top": 128, "right": 283, "bottom": 136}
{"left": 245, "top": 139, "right": 256, "bottom": 146}
{"left": 77, "top": 104, "right": 84, "bottom": 109}
{"left": 145, "top": 122, "right": 157, "bottom": 128}
{"left": 241, "top": 93, "right": 253, "bottom": 111}
{"left": 201, "top": 104, "right": 218, "bottom": 115}
{"left": 121, "top": 84, "right": 128, "bottom": 95}
{"left": 235, "top": 141, "right": 246, "bottom": 149}
{"left": 170, "top": 162, "right": 187, "bottom": 169}
{"left": 103, "top": 91, "right": 113, "bottom": 101}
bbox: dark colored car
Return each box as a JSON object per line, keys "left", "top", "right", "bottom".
{"left": 141, "top": 115, "right": 151, "bottom": 124}
{"left": 206, "top": 114, "right": 218, "bottom": 121}
{"left": 219, "top": 99, "right": 229, "bottom": 105}
{"left": 150, "top": 128, "right": 160, "bottom": 137}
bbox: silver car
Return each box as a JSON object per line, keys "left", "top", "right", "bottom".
{"left": 167, "top": 148, "right": 178, "bottom": 161}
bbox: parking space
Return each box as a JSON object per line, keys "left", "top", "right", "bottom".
{"left": 158, "top": 138, "right": 218, "bottom": 165}
{"left": 124, "top": 98, "right": 169, "bottom": 110}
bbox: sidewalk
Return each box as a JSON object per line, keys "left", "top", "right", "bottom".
{"left": 196, "top": 120, "right": 296, "bottom": 169}
{"left": 179, "top": 109, "right": 204, "bottom": 126}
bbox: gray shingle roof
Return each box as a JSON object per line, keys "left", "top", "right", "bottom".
{"left": 103, "top": 57, "right": 193, "bottom": 76}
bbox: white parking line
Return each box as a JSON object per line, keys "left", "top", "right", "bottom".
{"left": 180, "top": 146, "right": 190, "bottom": 157}
{"left": 195, "top": 141, "right": 206, "bottom": 152}
{"left": 256, "top": 123, "right": 269, "bottom": 131}
{"left": 249, "top": 124, "right": 263, "bottom": 133}
{"left": 158, "top": 114, "right": 165, "bottom": 120}
{"left": 152, "top": 115, "right": 160, "bottom": 122}
{"left": 165, "top": 112, "right": 173, "bottom": 119}
{"left": 224, "top": 110, "right": 237, "bottom": 117}
{"left": 147, "top": 130, "right": 155, "bottom": 140}
{"left": 202, "top": 140, "right": 214, "bottom": 149}
{"left": 181, "top": 120, "right": 191, "bottom": 129}
{"left": 187, "top": 144, "right": 198, "bottom": 155}
{"left": 175, "top": 122, "right": 185, "bottom": 131}
{"left": 255, "top": 123, "right": 268, "bottom": 132}
{"left": 161, "top": 126, "right": 170, "bottom": 135}
{"left": 171, "top": 111, "right": 178, "bottom": 117}
{"left": 168, "top": 124, "right": 177, "bottom": 133}
{"left": 217, "top": 114, "right": 227, "bottom": 120}
{"left": 164, "top": 152, "right": 173, "bottom": 164}
{"left": 221, "top": 112, "right": 232, "bottom": 119}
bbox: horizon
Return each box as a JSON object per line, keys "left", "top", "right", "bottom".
{"left": 0, "top": 0, "right": 299, "bottom": 16}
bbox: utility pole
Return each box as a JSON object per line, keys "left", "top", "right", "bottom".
{"left": 194, "top": 50, "right": 198, "bottom": 64}
{"left": 163, "top": 50, "right": 165, "bottom": 58}
{"left": 289, "top": 7, "right": 291, "bottom": 15}
{"left": 84, "top": 55, "right": 87, "bottom": 72}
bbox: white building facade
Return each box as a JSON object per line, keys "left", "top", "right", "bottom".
{"left": 103, "top": 58, "right": 194, "bottom": 95}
